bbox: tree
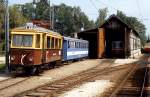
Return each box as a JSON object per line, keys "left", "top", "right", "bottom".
{"left": 9, "top": 5, "right": 28, "bottom": 28}
{"left": 117, "top": 10, "right": 146, "bottom": 45}
{"left": 55, "top": 4, "right": 95, "bottom": 35}
{"left": 95, "top": 8, "right": 108, "bottom": 27}
{"left": 36, "top": 0, "right": 50, "bottom": 20}
{"left": 21, "top": 3, "right": 33, "bottom": 20}
{"left": 21, "top": 3, "right": 95, "bottom": 35}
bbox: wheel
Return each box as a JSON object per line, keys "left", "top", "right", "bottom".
{"left": 24, "top": 67, "right": 39, "bottom": 75}
{"left": 51, "top": 62, "right": 55, "bottom": 68}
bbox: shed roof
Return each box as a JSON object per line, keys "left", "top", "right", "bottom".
{"left": 77, "top": 14, "right": 140, "bottom": 37}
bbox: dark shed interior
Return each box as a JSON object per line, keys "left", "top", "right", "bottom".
{"left": 102, "top": 18, "right": 126, "bottom": 58}
{"left": 77, "top": 29, "right": 98, "bottom": 58}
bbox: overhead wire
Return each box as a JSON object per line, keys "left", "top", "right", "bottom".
{"left": 88, "top": 0, "right": 99, "bottom": 11}
{"left": 95, "top": 0, "right": 118, "bottom": 11}
{"left": 135, "top": 0, "right": 144, "bottom": 22}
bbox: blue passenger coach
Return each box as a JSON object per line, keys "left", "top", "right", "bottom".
{"left": 62, "top": 37, "right": 89, "bottom": 61}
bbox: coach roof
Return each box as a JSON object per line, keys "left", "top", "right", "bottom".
{"left": 64, "top": 36, "right": 88, "bottom": 42}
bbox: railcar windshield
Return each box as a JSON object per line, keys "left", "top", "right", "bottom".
{"left": 12, "top": 34, "right": 33, "bottom": 47}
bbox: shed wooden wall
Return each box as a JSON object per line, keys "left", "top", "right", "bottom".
{"left": 97, "top": 28, "right": 105, "bottom": 58}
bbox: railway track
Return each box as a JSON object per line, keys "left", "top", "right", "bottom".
{"left": 14, "top": 60, "right": 133, "bottom": 97}
{"left": 0, "top": 76, "right": 31, "bottom": 92}
{"left": 116, "top": 66, "right": 148, "bottom": 97}
{"left": 103, "top": 56, "right": 149, "bottom": 97}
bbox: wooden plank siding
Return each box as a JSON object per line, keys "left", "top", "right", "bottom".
{"left": 97, "top": 28, "right": 105, "bottom": 58}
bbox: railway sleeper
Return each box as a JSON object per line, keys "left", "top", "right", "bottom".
{"left": 36, "top": 89, "right": 53, "bottom": 93}
{"left": 25, "top": 92, "right": 47, "bottom": 97}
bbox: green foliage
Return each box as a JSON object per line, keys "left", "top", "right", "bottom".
{"left": 21, "top": 2, "right": 95, "bottom": 35}
{"left": 21, "top": 3, "right": 33, "bottom": 20}
{"left": 36, "top": 0, "right": 49, "bottom": 20}
{"left": 9, "top": 4, "right": 28, "bottom": 28}
{"left": 95, "top": 8, "right": 108, "bottom": 27}
{"left": 0, "top": 64, "right": 5, "bottom": 71}
{"left": 116, "top": 10, "right": 146, "bottom": 45}
{"left": 55, "top": 4, "right": 95, "bottom": 35}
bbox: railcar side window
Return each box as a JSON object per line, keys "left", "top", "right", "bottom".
{"left": 12, "top": 34, "right": 33, "bottom": 47}
{"left": 47, "top": 36, "right": 50, "bottom": 48}
{"left": 55, "top": 38, "right": 58, "bottom": 49}
{"left": 36, "top": 34, "right": 40, "bottom": 48}
{"left": 51, "top": 37, "right": 55, "bottom": 49}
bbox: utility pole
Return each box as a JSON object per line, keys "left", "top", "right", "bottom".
{"left": 49, "top": 0, "right": 51, "bottom": 30}
{"left": 52, "top": 5, "right": 55, "bottom": 31}
{"left": 4, "top": 0, "right": 10, "bottom": 72}
{"left": 32, "top": 0, "right": 36, "bottom": 20}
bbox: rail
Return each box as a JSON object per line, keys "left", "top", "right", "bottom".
{"left": 109, "top": 56, "right": 149, "bottom": 97}
{"left": 140, "top": 64, "right": 148, "bottom": 97}
{"left": 109, "top": 64, "right": 138, "bottom": 97}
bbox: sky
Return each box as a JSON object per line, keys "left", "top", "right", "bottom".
{"left": 10, "top": 0, "right": 150, "bottom": 36}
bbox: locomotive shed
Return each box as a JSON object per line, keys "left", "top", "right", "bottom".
{"left": 76, "top": 15, "right": 141, "bottom": 59}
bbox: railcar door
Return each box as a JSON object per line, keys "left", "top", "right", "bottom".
{"left": 41, "top": 33, "right": 46, "bottom": 64}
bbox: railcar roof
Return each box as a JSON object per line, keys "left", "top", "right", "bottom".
{"left": 64, "top": 36, "right": 88, "bottom": 42}
{"left": 11, "top": 25, "right": 61, "bottom": 36}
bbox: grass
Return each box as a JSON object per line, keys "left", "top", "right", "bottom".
{"left": 0, "top": 64, "right": 6, "bottom": 71}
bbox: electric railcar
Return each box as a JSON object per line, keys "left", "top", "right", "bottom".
{"left": 10, "top": 23, "right": 63, "bottom": 73}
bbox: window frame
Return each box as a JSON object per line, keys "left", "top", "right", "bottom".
{"left": 11, "top": 34, "right": 33, "bottom": 48}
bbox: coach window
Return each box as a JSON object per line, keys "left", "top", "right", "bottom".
{"left": 35, "top": 34, "right": 40, "bottom": 48}
{"left": 70, "top": 41, "right": 73, "bottom": 48}
{"left": 78, "top": 42, "right": 80, "bottom": 48}
{"left": 73, "top": 41, "right": 75, "bottom": 48}
{"left": 79, "top": 42, "right": 81, "bottom": 48}
{"left": 81, "top": 43, "right": 83, "bottom": 48}
{"left": 68, "top": 41, "right": 70, "bottom": 48}
{"left": 75, "top": 42, "right": 77, "bottom": 48}
{"left": 51, "top": 37, "right": 55, "bottom": 49}
{"left": 47, "top": 36, "right": 50, "bottom": 48}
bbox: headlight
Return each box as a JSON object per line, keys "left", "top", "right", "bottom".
{"left": 11, "top": 56, "right": 15, "bottom": 61}
{"left": 29, "top": 57, "right": 33, "bottom": 62}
